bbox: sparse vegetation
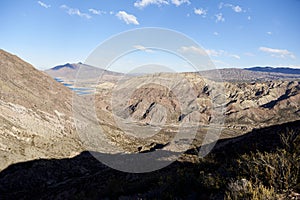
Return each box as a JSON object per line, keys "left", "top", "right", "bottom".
{"left": 225, "top": 180, "right": 277, "bottom": 200}
{"left": 137, "top": 128, "right": 300, "bottom": 199}
{"left": 232, "top": 130, "right": 300, "bottom": 197}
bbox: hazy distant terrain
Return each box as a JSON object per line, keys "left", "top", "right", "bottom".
{"left": 46, "top": 63, "right": 300, "bottom": 88}
{"left": 246, "top": 66, "right": 300, "bottom": 75}
{"left": 200, "top": 67, "right": 300, "bottom": 82}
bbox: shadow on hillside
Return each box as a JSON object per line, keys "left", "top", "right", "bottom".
{"left": 0, "top": 120, "right": 299, "bottom": 199}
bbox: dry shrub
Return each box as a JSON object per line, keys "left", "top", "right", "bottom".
{"left": 225, "top": 179, "right": 277, "bottom": 200}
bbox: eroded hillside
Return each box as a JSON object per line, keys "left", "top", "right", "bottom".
{"left": 0, "top": 50, "right": 83, "bottom": 170}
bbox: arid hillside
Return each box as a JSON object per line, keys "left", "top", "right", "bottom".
{"left": 90, "top": 72, "right": 300, "bottom": 154}
{"left": 0, "top": 49, "right": 300, "bottom": 199}
{"left": 0, "top": 120, "right": 299, "bottom": 199}
{"left": 2, "top": 50, "right": 300, "bottom": 170}
{"left": 0, "top": 50, "right": 83, "bottom": 170}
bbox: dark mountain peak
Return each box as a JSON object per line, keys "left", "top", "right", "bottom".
{"left": 51, "top": 63, "right": 77, "bottom": 71}
{"left": 245, "top": 66, "right": 300, "bottom": 75}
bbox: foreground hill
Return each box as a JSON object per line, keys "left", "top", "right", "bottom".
{"left": 0, "top": 50, "right": 72, "bottom": 115}
{"left": 0, "top": 120, "right": 298, "bottom": 199}
{"left": 0, "top": 50, "right": 82, "bottom": 170}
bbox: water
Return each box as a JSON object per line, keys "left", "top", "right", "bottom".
{"left": 54, "top": 77, "right": 93, "bottom": 95}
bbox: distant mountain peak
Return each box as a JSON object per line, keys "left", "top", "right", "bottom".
{"left": 51, "top": 63, "right": 77, "bottom": 71}
{"left": 245, "top": 66, "right": 300, "bottom": 75}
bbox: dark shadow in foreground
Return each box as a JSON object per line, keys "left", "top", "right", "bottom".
{"left": 0, "top": 120, "right": 299, "bottom": 200}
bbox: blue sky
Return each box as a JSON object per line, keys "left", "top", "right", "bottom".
{"left": 1, "top": 0, "right": 300, "bottom": 70}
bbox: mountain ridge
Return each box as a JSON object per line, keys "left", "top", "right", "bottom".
{"left": 0, "top": 49, "right": 83, "bottom": 170}
{"left": 246, "top": 66, "right": 300, "bottom": 75}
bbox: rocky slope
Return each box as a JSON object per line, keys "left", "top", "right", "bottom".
{"left": 0, "top": 120, "right": 299, "bottom": 199}
{"left": 90, "top": 72, "right": 300, "bottom": 153}
{"left": 0, "top": 49, "right": 300, "bottom": 198}
{"left": 2, "top": 49, "right": 300, "bottom": 170}
{"left": 0, "top": 50, "right": 83, "bottom": 170}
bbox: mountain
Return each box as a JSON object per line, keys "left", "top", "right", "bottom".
{"left": 246, "top": 66, "right": 300, "bottom": 75}
{"left": 45, "top": 63, "right": 123, "bottom": 95}
{"left": 200, "top": 68, "right": 300, "bottom": 82}
{"left": 1, "top": 50, "right": 300, "bottom": 198}
{"left": 51, "top": 63, "right": 77, "bottom": 70}
{"left": 45, "top": 62, "right": 122, "bottom": 81}
{"left": 0, "top": 49, "right": 82, "bottom": 170}
{"left": 90, "top": 71, "right": 300, "bottom": 154}
{"left": 0, "top": 50, "right": 73, "bottom": 115}
{"left": 46, "top": 65, "right": 300, "bottom": 84}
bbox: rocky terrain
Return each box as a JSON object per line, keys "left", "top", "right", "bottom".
{"left": 0, "top": 50, "right": 83, "bottom": 170}
{"left": 1, "top": 49, "right": 300, "bottom": 199}
{"left": 2, "top": 49, "right": 300, "bottom": 166}
{"left": 0, "top": 120, "right": 299, "bottom": 199}
{"left": 89, "top": 71, "right": 300, "bottom": 154}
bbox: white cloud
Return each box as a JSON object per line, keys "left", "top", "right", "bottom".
{"left": 206, "top": 49, "right": 222, "bottom": 57}
{"left": 244, "top": 52, "right": 255, "bottom": 57}
{"left": 212, "top": 59, "right": 231, "bottom": 68}
{"left": 213, "top": 32, "right": 219, "bottom": 36}
{"left": 116, "top": 11, "right": 139, "bottom": 25}
{"left": 134, "top": 0, "right": 169, "bottom": 9}
{"left": 247, "top": 16, "right": 251, "bottom": 20}
{"left": 276, "top": 65, "right": 300, "bottom": 69}
{"left": 37, "top": 1, "right": 50, "bottom": 9}
{"left": 109, "top": 11, "right": 114, "bottom": 15}
{"left": 232, "top": 5, "right": 242, "bottom": 13}
{"left": 61, "top": 5, "right": 91, "bottom": 19}
{"left": 133, "top": 45, "right": 153, "bottom": 53}
{"left": 259, "top": 47, "right": 296, "bottom": 59}
{"left": 179, "top": 46, "right": 240, "bottom": 59}
{"left": 89, "top": 9, "right": 106, "bottom": 15}
{"left": 134, "top": 0, "right": 189, "bottom": 8}
{"left": 267, "top": 31, "right": 272, "bottom": 35}
{"left": 219, "top": 3, "right": 243, "bottom": 13}
{"left": 179, "top": 46, "right": 207, "bottom": 55}
{"left": 194, "top": 8, "right": 207, "bottom": 17}
{"left": 207, "top": 49, "right": 240, "bottom": 59}
{"left": 171, "top": 0, "right": 190, "bottom": 6}
{"left": 215, "top": 13, "right": 225, "bottom": 22}
{"left": 229, "top": 54, "right": 240, "bottom": 59}
{"left": 218, "top": 2, "right": 224, "bottom": 9}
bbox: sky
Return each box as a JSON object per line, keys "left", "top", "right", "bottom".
{"left": 1, "top": 0, "right": 300, "bottom": 70}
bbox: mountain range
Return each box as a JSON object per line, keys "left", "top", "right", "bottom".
{"left": 246, "top": 66, "right": 300, "bottom": 74}
{"left": 46, "top": 63, "right": 300, "bottom": 84}
{"left": 0, "top": 49, "right": 300, "bottom": 199}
